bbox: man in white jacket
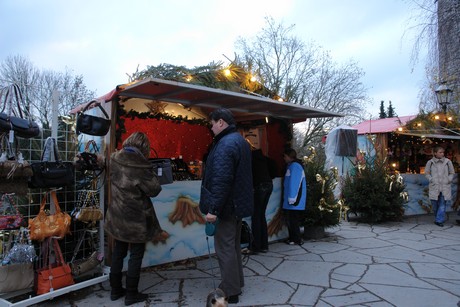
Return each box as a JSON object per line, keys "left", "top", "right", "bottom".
{"left": 425, "top": 146, "right": 455, "bottom": 227}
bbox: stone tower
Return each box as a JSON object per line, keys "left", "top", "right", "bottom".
{"left": 437, "top": 0, "right": 460, "bottom": 104}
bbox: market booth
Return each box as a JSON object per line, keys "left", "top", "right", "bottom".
{"left": 89, "top": 77, "right": 342, "bottom": 269}
{"left": 353, "top": 116, "right": 460, "bottom": 215}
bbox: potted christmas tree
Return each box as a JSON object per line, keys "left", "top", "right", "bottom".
{"left": 302, "top": 147, "right": 341, "bottom": 239}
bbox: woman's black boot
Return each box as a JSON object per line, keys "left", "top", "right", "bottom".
{"left": 125, "top": 276, "right": 148, "bottom": 306}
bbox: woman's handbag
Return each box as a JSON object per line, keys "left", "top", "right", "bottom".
{"left": 35, "top": 238, "right": 74, "bottom": 295}
{"left": 28, "top": 190, "right": 72, "bottom": 241}
{"left": 0, "top": 134, "right": 32, "bottom": 194}
{"left": 0, "top": 229, "right": 35, "bottom": 293}
{"left": 0, "top": 134, "right": 33, "bottom": 179}
{"left": 71, "top": 189, "right": 103, "bottom": 223}
{"left": 0, "top": 262, "right": 34, "bottom": 293}
{"left": 29, "top": 137, "right": 75, "bottom": 189}
{"left": 0, "top": 193, "right": 25, "bottom": 230}
{"left": 76, "top": 100, "right": 111, "bottom": 136}
{"left": 74, "top": 140, "right": 105, "bottom": 176}
{"left": 1, "top": 228, "right": 36, "bottom": 265}
{"left": 0, "top": 84, "right": 40, "bottom": 138}
{"left": 69, "top": 227, "right": 103, "bottom": 277}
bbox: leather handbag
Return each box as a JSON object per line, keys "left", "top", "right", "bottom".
{"left": 0, "top": 262, "right": 34, "bottom": 293}
{"left": 0, "top": 134, "right": 33, "bottom": 179}
{"left": 76, "top": 100, "right": 111, "bottom": 136}
{"left": 0, "top": 193, "right": 25, "bottom": 230}
{"left": 69, "top": 228, "right": 103, "bottom": 277}
{"left": 0, "top": 229, "right": 34, "bottom": 293}
{"left": 74, "top": 140, "right": 105, "bottom": 176}
{"left": 71, "top": 189, "right": 103, "bottom": 223}
{"left": 0, "top": 84, "right": 40, "bottom": 138}
{"left": 29, "top": 137, "right": 75, "bottom": 189}
{"left": 35, "top": 238, "right": 74, "bottom": 295}
{"left": 149, "top": 158, "right": 174, "bottom": 185}
{"left": 28, "top": 190, "right": 72, "bottom": 241}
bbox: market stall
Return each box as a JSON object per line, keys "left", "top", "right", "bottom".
{"left": 92, "top": 77, "right": 342, "bottom": 268}
{"left": 353, "top": 115, "right": 460, "bottom": 215}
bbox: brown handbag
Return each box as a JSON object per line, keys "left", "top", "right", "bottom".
{"left": 28, "top": 191, "right": 71, "bottom": 241}
{"left": 71, "top": 189, "right": 103, "bottom": 223}
{"left": 35, "top": 238, "right": 74, "bottom": 295}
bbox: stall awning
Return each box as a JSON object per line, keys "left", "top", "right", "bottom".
{"left": 353, "top": 115, "right": 416, "bottom": 134}
{"left": 396, "top": 132, "right": 460, "bottom": 140}
{"left": 115, "top": 78, "right": 342, "bottom": 122}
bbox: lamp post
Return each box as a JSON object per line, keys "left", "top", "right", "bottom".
{"left": 435, "top": 83, "right": 453, "bottom": 113}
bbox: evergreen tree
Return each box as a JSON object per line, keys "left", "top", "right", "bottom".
{"left": 379, "top": 100, "right": 387, "bottom": 118}
{"left": 387, "top": 100, "right": 397, "bottom": 118}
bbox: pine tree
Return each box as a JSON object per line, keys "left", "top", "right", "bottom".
{"left": 379, "top": 100, "right": 387, "bottom": 119}
{"left": 387, "top": 100, "right": 397, "bottom": 118}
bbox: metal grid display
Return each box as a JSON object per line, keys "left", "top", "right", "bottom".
{"left": 0, "top": 127, "right": 108, "bottom": 306}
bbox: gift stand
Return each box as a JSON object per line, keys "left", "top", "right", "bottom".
{"left": 0, "top": 121, "right": 109, "bottom": 306}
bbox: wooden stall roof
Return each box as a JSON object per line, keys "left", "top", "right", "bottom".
{"left": 115, "top": 78, "right": 342, "bottom": 122}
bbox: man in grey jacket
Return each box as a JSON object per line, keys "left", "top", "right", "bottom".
{"left": 199, "top": 108, "right": 253, "bottom": 304}
{"left": 425, "top": 146, "right": 455, "bottom": 227}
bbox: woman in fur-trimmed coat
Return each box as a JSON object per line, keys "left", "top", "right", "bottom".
{"left": 104, "top": 132, "right": 162, "bottom": 306}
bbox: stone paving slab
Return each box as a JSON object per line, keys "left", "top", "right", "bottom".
{"left": 15, "top": 217, "right": 460, "bottom": 307}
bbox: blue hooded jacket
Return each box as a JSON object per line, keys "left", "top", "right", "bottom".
{"left": 283, "top": 161, "right": 307, "bottom": 210}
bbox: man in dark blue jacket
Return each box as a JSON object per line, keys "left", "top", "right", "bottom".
{"left": 199, "top": 108, "right": 253, "bottom": 304}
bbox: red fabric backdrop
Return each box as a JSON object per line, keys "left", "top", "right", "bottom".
{"left": 119, "top": 117, "right": 289, "bottom": 172}
{"left": 120, "top": 117, "right": 213, "bottom": 162}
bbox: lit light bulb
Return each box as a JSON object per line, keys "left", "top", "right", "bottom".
{"left": 224, "top": 69, "right": 231, "bottom": 76}
{"left": 250, "top": 75, "right": 257, "bottom": 82}
{"left": 435, "top": 115, "right": 440, "bottom": 120}
{"left": 277, "top": 97, "right": 283, "bottom": 102}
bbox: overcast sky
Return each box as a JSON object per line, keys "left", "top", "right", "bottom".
{"left": 1, "top": 0, "right": 428, "bottom": 118}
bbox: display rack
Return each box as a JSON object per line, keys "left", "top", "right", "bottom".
{"left": 0, "top": 127, "right": 108, "bottom": 306}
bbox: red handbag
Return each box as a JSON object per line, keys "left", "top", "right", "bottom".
{"left": 0, "top": 193, "right": 25, "bottom": 230}
{"left": 35, "top": 238, "right": 74, "bottom": 295}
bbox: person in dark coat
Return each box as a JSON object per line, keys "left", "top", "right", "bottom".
{"left": 199, "top": 108, "right": 253, "bottom": 304}
{"left": 246, "top": 139, "right": 274, "bottom": 253}
{"left": 105, "top": 131, "right": 162, "bottom": 306}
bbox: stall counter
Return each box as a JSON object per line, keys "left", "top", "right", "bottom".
{"left": 119, "top": 178, "right": 287, "bottom": 269}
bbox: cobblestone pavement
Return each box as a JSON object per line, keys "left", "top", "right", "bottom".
{"left": 18, "top": 215, "right": 460, "bottom": 306}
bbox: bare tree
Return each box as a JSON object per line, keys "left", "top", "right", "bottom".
{"left": 235, "top": 17, "right": 370, "bottom": 147}
{"left": 0, "top": 55, "right": 96, "bottom": 128}
{"left": 407, "top": 0, "right": 460, "bottom": 112}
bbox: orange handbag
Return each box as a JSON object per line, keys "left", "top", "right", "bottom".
{"left": 35, "top": 238, "right": 74, "bottom": 295}
{"left": 28, "top": 191, "right": 71, "bottom": 241}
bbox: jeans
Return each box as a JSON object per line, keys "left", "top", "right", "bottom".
{"left": 431, "top": 193, "right": 446, "bottom": 224}
{"left": 251, "top": 182, "right": 273, "bottom": 251}
{"left": 110, "top": 239, "right": 145, "bottom": 278}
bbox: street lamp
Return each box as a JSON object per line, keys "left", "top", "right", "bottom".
{"left": 435, "top": 83, "right": 453, "bottom": 113}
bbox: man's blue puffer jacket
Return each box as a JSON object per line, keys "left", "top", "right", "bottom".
{"left": 199, "top": 125, "right": 254, "bottom": 219}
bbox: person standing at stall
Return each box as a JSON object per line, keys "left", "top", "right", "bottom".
{"left": 105, "top": 132, "right": 162, "bottom": 306}
{"left": 283, "top": 147, "right": 306, "bottom": 245}
{"left": 425, "top": 145, "right": 455, "bottom": 227}
{"left": 246, "top": 138, "right": 275, "bottom": 253}
{"left": 199, "top": 108, "right": 253, "bottom": 304}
